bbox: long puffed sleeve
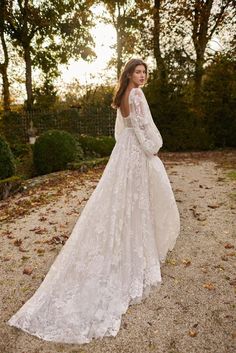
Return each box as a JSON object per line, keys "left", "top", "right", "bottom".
{"left": 129, "top": 88, "right": 163, "bottom": 157}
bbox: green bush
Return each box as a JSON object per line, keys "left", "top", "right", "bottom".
{"left": 75, "top": 135, "right": 115, "bottom": 157}
{"left": 1, "top": 111, "right": 26, "bottom": 144}
{"left": 201, "top": 56, "right": 236, "bottom": 148}
{"left": 11, "top": 143, "right": 33, "bottom": 159}
{"left": 11, "top": 143, "right": 35, "bottom": 179}
{"left": 0, "top": 136, "right": 16, "bottom": 180}
{"left": 33, "top": 129, "right": 77, "bottom": 175}
{"left": 145, "top": 82, "right": 214, "bottom": 151}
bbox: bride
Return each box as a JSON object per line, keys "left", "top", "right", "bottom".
{"left": 7, "top": 58, "right": 180, "bottom": 344}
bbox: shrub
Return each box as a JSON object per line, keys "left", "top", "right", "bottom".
{"left": 1, "top": 111, "right": 26, "bottom": 144}
{"left": 33, "top": 129, "right": 77, "bottom": 175}
{"left": 0, "top": 136, "right": 16, "bottom": 180}
{"left": 76, "top": 135, "right": 115, "bottom": 157}
{"left": 11, "top": 143, "right": 35, "bottom": 179}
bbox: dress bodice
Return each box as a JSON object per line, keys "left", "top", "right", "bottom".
{"left": 123, "top": 116, "right": 133, "bottom": 128}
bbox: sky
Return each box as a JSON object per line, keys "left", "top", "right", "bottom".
{"left": 59, "top": 5, "right": 117, "bottom": 86}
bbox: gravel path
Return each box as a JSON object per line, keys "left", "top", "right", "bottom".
{"left": 0, "top": 151, "right": 235, "bottom": 353}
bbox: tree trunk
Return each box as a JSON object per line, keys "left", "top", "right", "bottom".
{"left": 116, "top": 2, "right": 123, "bottom": 79}
{"left": 116, "top": 24, "right": 122, "bottom": 79}
{"left": 0, "top": 37, "right": 11, "bottom": 111}
{"left": 191, "top": 0, "right": 214, "bottom": 105}
{"left": 193, "top": 51, "right": 205, "bottom": 104}
{"left": 0, "top": 63, "right": 10, "bottom": 111}
{"left": 0, "top": 0, "right": 11, "bottom": 110}
{"left": 24, "top": 45, "right": 33, "bottom": 110}
{"left": 153, "top": 0, "right": 167, "bottom": 86}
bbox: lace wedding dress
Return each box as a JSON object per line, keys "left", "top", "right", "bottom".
{"left": 7, "top": 87, "right": 180, "bottom": 344}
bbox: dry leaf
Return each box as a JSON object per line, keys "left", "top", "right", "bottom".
{"left": 3, "top": 255, "right": 11, "bottom": 261}
{"left": 189, "top": 329, "right": 198, "bottom": 337}
{"left": 208, "top": 204, "right": 220, "bottom": 209}
{"left": 13, "top": 239, "right": 22, "bottom": 247}
{"left": 203, "top": 282, "right": 215, "bottom": 290}
{"left": 23, "top": 267, "right": 33, "bottom": 275}
{"left": 37, "top": 248, "right": 45, "bottom": 254}
{"left": 21, "top": 255, "right": 30, "bottom": 261}
{"left": 182, "top": 259, "right": 191, "bottom": 266}
{"left": 200, "top": 267, "right": 208, "bottom": 273}
{"left": 19, "top": 246, "right": 29, "bottom": 252}
{"left": 229, "top": 278, "right": 236, "bottom": 286}
{"left": 226, "top": 252, "right": 236, "bottom": 257}
{"left": 224, "top": 243, "right": 234, "bottom": 249}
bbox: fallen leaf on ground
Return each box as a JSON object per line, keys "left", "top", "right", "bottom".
{"left": 13, "top": 239, "right": 22, "bottom": 247}
{"left": 23, "top": 267, "right": 33, "bottom": 275}
{"left": 182, "top": 259, "right": 191, "bottom": 266}
{"left": 21, "top": 255, "right": 30, "bottom": 261}
{"left": 203, "top": 282, "right": 215, "bottom": 290}
{"left": 224, "top": 242, "right": 234, "bottom": 249}
{"left": 189, "top": 329, "right": 198, "bottom": 337}
{"left": 229, "top": 278, "right": 236, "bottom": 286}
{"left": 207, "top": 204, "right": 221, "bottom": 209}
{"left": 19, "top": 246, "right": 29, "bottom": 252}
{"left": 200, "top": 267, "right": 208, "bottom": 273}
{"left": 3, "top": 255, "right": 11, "bottom": 261}
{"left": 29, "top": 227, "right": 47, "bottom": 234}
{"left": 226, "top": 252, "right": 236, "bottom": 257}
{"left": 37, "top": 248, "right": 45, "bottom": 254}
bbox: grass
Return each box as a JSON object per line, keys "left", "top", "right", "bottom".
{"left": 227, "top": 170, "right": 236, "bottom": 180}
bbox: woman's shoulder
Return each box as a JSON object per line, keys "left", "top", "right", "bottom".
{"left": 129, "top": 87, "right": 144, "bottom": 101}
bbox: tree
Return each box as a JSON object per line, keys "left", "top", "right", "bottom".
{"left": 0, "top": 0, "right": 11, "bottom": 110}
{"left": 101, "top": 0, "right": 146, "bottom": 78}
{"left": 177, "top": 0, "right": 234, "bottom": 104}
{"left": 152, "top": 0, "right": 168, "bottom": 85}
{"left": 4, "top": 0, "right": 96, "bottom": 110}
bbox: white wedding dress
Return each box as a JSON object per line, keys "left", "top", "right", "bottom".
{"left": 7, "top": 87, "right": 180, "bottom": 344}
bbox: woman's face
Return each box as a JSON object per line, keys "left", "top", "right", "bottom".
{"left": 129, "top": 64, "right": 147, "bottom": 87}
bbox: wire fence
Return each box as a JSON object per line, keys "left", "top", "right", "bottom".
{"left": 1, "top": 107, "right": 117, "bottom": 144}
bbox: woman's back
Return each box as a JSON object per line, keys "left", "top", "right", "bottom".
{"left": 120, "top": 89, "right": 132, "bottom": 118}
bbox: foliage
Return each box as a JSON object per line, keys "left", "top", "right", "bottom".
{"left": 1, "top": 111, "right": 27, "bottom": 145}
{"left": 33, "top": 129, "right": 77, "bottom": 176}
{"left": 100, "top": 0, "right": 148, "bottom": 76}
{"left": 33, "top": 79, "right": 59, "bottom": 110}
{"left": 75, "top": 135, "right": 115, "bottom": 157}
{"left": 3, "top": 0, "right": 96, "bottom": 109}
{"left": 68, "top": 156, "right": 109, "bottom": 171}
{"left": 0, "top": 136, "right": 16, "bottom": 180}
{"left": 144, "top": 77, "right": 214, "bottom": 151}
{"left": 201, "top": 55, "right": 236, "bottom": 148}
{"left": 11, "top": 143, "right": 35, "bottom": 179}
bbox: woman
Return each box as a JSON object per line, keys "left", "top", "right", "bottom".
{"left": 7, "top": 58, "right": 180, "bottom": 344}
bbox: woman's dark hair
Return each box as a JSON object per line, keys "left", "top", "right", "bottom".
{"left": 111, "top": 58, "right": 148, "bottom": 109}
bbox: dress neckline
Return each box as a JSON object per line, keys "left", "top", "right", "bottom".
{"left": 119, "top": 86, "right": 142, "bottom": 119}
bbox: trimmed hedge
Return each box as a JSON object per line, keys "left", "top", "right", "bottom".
{"left": 33, "top": 129, "right": 77, "bottom": 175}
{"left": 75, "top": 135, "right": 115, "bottom": 157}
